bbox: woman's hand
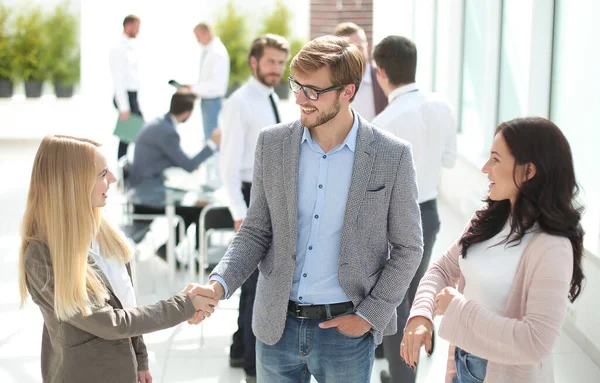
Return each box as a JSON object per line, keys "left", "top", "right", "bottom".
{"left": 434, "top": 287, "right": 461, "bottom": 316}
{"left": 137, "top": 370, "right": 152, "bottom": 383}
{"left": 400, "top": 316, "right": 433, "bottom": 369}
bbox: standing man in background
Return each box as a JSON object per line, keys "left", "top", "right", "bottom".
{"left": 110, "top": 14, "right": 142, "bottom": 161}
{"left": 192, "top": 23, "right": 230, "bottom": 140}
{"left": 372, "top": 35, "right": 457, "bottom": 383}
{"left": 219, "top": 34, "right": 290, "bottom": 383}
{"left": 333, "top": 22, "right": 387, "bottom": 121}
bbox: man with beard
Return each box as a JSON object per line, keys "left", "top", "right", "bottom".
{"left": 129, "top": 89, "right": 221, "bottom": 263}
{"left": 218, "top": 34, "right": 290, "bottom": 383}
{"left": 202, "top": 35, "right": 423, "bottom": 382}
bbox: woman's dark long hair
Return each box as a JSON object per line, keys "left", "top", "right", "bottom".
{"left": 459, "top": 117, "right": 585, "bottom": 302}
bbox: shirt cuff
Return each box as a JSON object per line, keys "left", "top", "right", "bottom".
{"left": 209, "top": 275, "right": 229, "bottom": 298}
{"left": 206, "top": 139, "right": 218, "bottom": 152}
{"left": 355, "top": 311, "right": 374, "bottom": 328}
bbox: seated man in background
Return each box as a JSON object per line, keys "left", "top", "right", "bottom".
{"left": 129, "top": 89, "right": 221, "bottom": 263}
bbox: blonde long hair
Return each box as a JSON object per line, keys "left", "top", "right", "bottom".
{"left": 19, "top": 135, "right": 131, "bottom": 320}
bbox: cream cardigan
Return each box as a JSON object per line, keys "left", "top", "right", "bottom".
{"left": 409, "top": 225, "right": 574, "bottom": 382}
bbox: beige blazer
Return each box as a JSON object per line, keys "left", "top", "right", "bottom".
{"left": 24, "top": 241, "right": 196, "bottom": 383}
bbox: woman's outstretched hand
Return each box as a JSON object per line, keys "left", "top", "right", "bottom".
{"left": 400, "top": 316, "right": 434, "bottom": 369}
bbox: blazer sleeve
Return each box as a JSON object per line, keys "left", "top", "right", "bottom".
{"left": 210, "top": 130, "right": 273, "bottom": 297}
{"left": 131, "top": 335, "right": 148, "bottom": 371}
{"left": 438, "top": 237, "right": 573, "bottom": 365}
{"left": 156, "top": 128, "right": 214, "bottom": 172}
{"left": 24, "top": 243, "right": 196, "bottom": 341}
{"left": 355, "top": 143, "right": 423, "bottom": 332}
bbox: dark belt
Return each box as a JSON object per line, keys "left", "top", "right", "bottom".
{"left": 288, "top": 300, "right": 354, "bottom": 319}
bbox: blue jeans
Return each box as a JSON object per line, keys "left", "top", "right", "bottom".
{"left": 256, "top": 310, "right": 376, "bottom": 383}
{"left": 453, "top": 347, "right": 488, "bottom": 383}
{"left": 200, "top": 97, "right": 222, "bottom": 140}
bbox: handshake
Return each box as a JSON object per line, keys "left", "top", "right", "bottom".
{"left": 181, "top": 281, "right": 225, "bottom": 325}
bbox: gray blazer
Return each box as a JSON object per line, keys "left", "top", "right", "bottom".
{"left": 129, "top": 113, "right": 214, "bottom": 187}
{"left": 211, "top": 115, "right": 423, "bottom": 345}
{"left": 24, "top": 242, "right": 196, "bottom": 383}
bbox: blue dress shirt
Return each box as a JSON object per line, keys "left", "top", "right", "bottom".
{"left": 290, "top": 114, "right": 359, "bottom": 304}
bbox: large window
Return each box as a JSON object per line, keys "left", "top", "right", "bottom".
{"left": 551, "top": 0, "right": 600, "bottom": 255}
{"left": 497, "top": 0, "right": 533, "bottom": 123}
{"left": 459, "top": 0, "right": 487, "bottom": 138}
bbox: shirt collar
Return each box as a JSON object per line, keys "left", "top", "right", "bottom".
{"left": 301, "top": 111, "right": 359, "bottom": 153}
{"left": 388, "top": 83, "right": 418, "bottom": 104}
{"left": 248, "top": 76, "right": 274, "bottom": 97}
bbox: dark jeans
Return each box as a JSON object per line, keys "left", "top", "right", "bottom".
{"left": 256, "top": 311, "right": 376, "bottom": 382}
{"left": 382, "top": 199, "right": 441, "bottom": 383}
{"left": 114, "top": 91, "right": 142, "bottom": 161}
{"left": 453, "top": 347, "right": 487, "bottom": 383}
{"left": 229, "top": 182, "right": 258, "bottom": 377}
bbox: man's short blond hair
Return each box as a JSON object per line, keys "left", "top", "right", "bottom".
{"left": 290, "top": 35, "right": 364, "bottom": 102}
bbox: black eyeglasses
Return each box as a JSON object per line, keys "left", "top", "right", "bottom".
{"left": 288, "top": 77, "right": 343, "bottom": 101}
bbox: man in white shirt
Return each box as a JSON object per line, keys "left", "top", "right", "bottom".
{"left": 191, "top": 23, "right": 230, "bottom": 140}
{"left": 333, "top": 22, "right": 387, "bottom": 121}
{"left": 372, "top": 35, "right": 457, "bottom": 383}
{"left": 110, "top": 14, "right": 142, "bottom": 161}
{"left": 219, "top": 34, "right": 289, "bottom": 383}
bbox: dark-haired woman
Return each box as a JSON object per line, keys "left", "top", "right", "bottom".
{"left": 400, "top": 117, "right": 585, "bottom": 383}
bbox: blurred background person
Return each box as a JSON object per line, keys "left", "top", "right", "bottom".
{"left": 333, "top": 22, "right": 387, "bottom": 122}
{"left": 372, "top": 35, "right": 457, "bottom": 383}
{"left": 191, "top": 23, "right": 230, "bottom": 140}
{"left": 129, "top": 89, "right": 221, "bottom": 265}
{"left": 110, "top": 14, "right": 142, "bottom": 162}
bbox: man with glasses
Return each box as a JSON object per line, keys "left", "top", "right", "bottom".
{"left": 218, "top": 34, "right": 290, "bottom": 383}
{"left": 199, "top": 35, "right": 423, "bottom": 382}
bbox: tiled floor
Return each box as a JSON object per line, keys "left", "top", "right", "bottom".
{"left": 1, "top": 123, "right": 599, "bottom": 382}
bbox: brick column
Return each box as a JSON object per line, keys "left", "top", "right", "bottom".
{"left": 310, "top": 0, "right": 373, "bottom": 45}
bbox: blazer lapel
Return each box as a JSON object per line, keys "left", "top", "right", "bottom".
{"left": 282, "top": 122, "right": 303, "bottom": 254}
{"left": 339, "top": 118, "right": 376, "bottom": 259}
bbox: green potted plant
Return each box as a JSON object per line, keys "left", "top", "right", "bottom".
{"left": 260, "top": 0, "right": 305, "bottom": 99}
{"left": 215, "top": 0, "right": 250, "bottom": 96}
{"left": 13, "top": 4, "right": 49, "bottom": 98}
{"left": 0, "top": 4, "right": 15, "bottom": 98}
{"left": 46, "top": 1, "right": 79, "bottom": 98}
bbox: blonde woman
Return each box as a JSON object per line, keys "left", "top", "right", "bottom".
{"left": 19, "top": 135, "right": 217, "bottom": 383}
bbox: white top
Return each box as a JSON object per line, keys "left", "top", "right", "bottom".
{"left": 109, "top": 34, "right": 140, "bottom": 112}
{"left": 351, "top": 63, "right": 376, "bottom": 122}
{"left": 90, "top": 239, "right": 137, "bottom": 309}
{"left": 192, "top": 37, "right": 230, "bottom": 99}
{"left": 219, "top": 76, "right": 280, "bottom": 220}
{"left": 459, "top": 223, "right": 537, "bottom": 315}
{"left": 371, "top": 83, "right": 457, "bottom": 203}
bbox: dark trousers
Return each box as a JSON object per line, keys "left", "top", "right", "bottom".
{"left": 383, "top": 199, "right": 441, "bottom": 383}
{"left": 114, "top": 91, "right": 142, "bottom": 161}
{"left": 230, "top": 181, "right": 258, "bottom": 377}
{"left": 132, "top": 204, "right": 202, "bottom": 253}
